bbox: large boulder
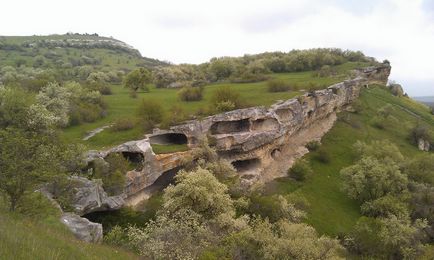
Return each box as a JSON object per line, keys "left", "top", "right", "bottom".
{"left": 61, "top": 213, "right": 103, "bottom": 243}
{"left": 418, "top": 138, "right": 431, "bottom": 152}
{"left": 67, "top": 176, "right": 125, "bottom": 216}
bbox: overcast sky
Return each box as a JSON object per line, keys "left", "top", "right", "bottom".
{"left": 1, "top": 0, "right": 433, "bottom": 96}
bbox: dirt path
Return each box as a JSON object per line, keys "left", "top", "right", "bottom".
{"left": 83, "top": 125, "right": 112, "bottom": 141}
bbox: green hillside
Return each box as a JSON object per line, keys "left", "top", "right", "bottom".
{"left": 264, "top": 85, "right": 434, "bottom": 236}
{"left": 0, "top": 201, "right": 138, "bottom": 260}
{"left": 0, "top": 34, "right": 167, "bottom": 70}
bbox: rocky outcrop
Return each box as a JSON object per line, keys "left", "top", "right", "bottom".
{"left": 86, "top": 64, "right": 391, "bottom": 206}
{"left": 418, "top": 138, "right": 431, "bottom": 152}
{"left": 61, "top": 213, "right": 103, "bottom": 243}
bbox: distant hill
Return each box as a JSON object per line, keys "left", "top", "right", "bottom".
{"left": 413, "top": 96, "right": 434, "bottom": 107}
{"left": 0, "top": 33, "right": 168, "bottom": 71}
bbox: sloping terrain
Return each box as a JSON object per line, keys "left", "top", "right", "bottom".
{"left": 264, "top": 85, "right": 434, "bottom": 236}
{"left": 0, "top": 34, "right": 167, "bottom": 70}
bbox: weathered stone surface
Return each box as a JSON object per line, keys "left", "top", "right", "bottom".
{"left": 68, "top": 177, "right": 124, "bottom": 216}
{"left": 60, "top": 213, "right": 103, "bottom": 243}
{"left": 418, "top": 138, "right": 431, "bottom": 151}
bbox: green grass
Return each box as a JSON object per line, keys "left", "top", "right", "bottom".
{"left": 62, "top": 63, "right": 372, "bottom": 150}
{"left": 0, "top": 203, "right": 137, "bottom": 260}
{"left": 151, "top": 143, "right": 189, "bottom": 154}
{"left": 264, "top": 85, "right": 434, "bottom": 236}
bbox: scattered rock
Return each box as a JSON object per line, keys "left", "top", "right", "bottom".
{"left": 61, "top": 213, "right": 103, "bottom": 243}
{"left": 418, "top": 138, "right": 431, "bottom": 152}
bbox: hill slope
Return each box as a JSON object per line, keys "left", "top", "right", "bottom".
{"left": 264, "top": 85, "right": 434, "bottom": 236}
{"left": 0, "top": 33, "right": 167, "bottom": 70}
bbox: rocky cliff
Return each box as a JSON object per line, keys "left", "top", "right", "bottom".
{"left": 86, "top": 63, "right": 391, "bottom": 207}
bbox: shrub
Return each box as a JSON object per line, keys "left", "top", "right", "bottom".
{"left": 137, "top": 98, "right": 164, "bottom": 131}
{"left": 267, "top": 78, "right": 292, "bottom": 92}
{"left": 211, "top": 86, "right": 242, "bottom": 112}
{"left": 371, "top": 116, "right": 385, "bottom": 129}
{"left": 111, "top": 118, "right": 135, "bottom": 132}
{"left": 288, "top": 159, "right": 312, "bottom": 181}
{"left": 306, "top": 140, "right": 320, "bottom": 151}
{"left": 99, "top": 85, "right": 112, "bottom": 95}
{"left": 93, "top": 154, "right": 128, "bottom": 196}
{"left": 178, "top": 86, "right": 203, "bottom": 101}
{"left": 409, "top": 124, "right": 432, "bottom": 145}
{"left": 315, "top": 65, "right": 335, "bottom": 77}
{"left": 315, "top": 148, "right": 331, "bottom": 163}
{"left": 161, "top": 105, "right": 186, "bottom": 128}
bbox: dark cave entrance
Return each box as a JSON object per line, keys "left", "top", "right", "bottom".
{"left": 149, "top": 133, "right": 188, "bottom": 145}
{"left": 210, "top": 119, "right": 251, "bottom": 135}
{"left": 231, "top": 158, "right": 261, "bottom": 173}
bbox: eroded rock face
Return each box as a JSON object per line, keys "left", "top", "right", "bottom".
{"left": 86, "top": 64, "right": 391, "bottom": 205}
{"left": 60, "top": 213, "right": 103, "bottom": 243}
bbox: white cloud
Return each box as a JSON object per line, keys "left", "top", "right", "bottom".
{"left": 0, "top": 0, "right": 433, "bottom": 95}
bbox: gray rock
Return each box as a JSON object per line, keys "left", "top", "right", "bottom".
{"left": 418, "top": 138, "right": 431, "bottom": 152}
{"left": 68, "top": 176, "right": 125, "bottom": 216}
{"left": 61, "top": 213, "right": 103, "bottom": 243}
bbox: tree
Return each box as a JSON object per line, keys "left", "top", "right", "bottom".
{"left": 221, "top": 218, "right": 345, "bottom": 259}
{"left": 340, "top": 157, "right": 408, "bottom": 202}
{"left": 402, "top": 154, "right": 434, "bottom": 186}
{"left": 0, "top": 129, "right": 72, "bottom": 211}
{"left": 137, "top": 98, "right": 164, "bottom": 131}
{"left": 351, "top": 216, "right": 427, "bottom": 259}
{"left": 36, "top": 82, "right": 71, "bottom": 127}
{"left": 124, "top": 68, "right": 152, "bottom": 93}
{"left": 162, "top": 167, "right": 235, "bottom": 219}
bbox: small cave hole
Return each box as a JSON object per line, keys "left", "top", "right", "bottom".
{"left": 149, "top": 133, "right": 188, "bottom": 145}
{"left": 210, "top": 119, "right": 250, "bottom": 135}
{"left": 232, "top": 158, "right": 261, "bottom": 173}
{"left": 121, "top": 152, "right": 144, "bottom": 165}
{"left": 251, "top": 118, "right": 279, "bottom": 132}
{"left": 271, "top": 148, "right": 281, "bottom": 159}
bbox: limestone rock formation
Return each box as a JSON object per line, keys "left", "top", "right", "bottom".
{"left": 85, "top": 64, "right": 391, "bottom": 206}
{"left": 60, "top": 213, "right": 103, "bottom": 243}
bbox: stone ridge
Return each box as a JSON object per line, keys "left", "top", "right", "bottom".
{"left": 88, "top": 64, "right": 391, "bottom": 206}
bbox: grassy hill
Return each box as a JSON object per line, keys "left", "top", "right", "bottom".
{"left": 0, "top": 34, "right": 167, "bottom": 70}
{"left": 0, "top": 201, "right": 138, "bottom": 260}
{"left": 264, "top": 85, "right": 434, "bottom": 236}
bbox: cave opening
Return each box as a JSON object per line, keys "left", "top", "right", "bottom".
{"left": 251, "top": 118, "right": 279, "bottom": 131}
{"left": 210, "top": 119, "right": 250, "bottom": 135}
{"left": 121, "top": 152, "right": 144, "bottom": 165}
{"left": 149, "top": 133, "right": 188, "bottom": 145}
{"left": 231, "top": 158, "right": 261, "bottom": 173}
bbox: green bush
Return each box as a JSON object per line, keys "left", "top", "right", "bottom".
{"left": 137, "top": 98, "right": 164, "bottom": 131}
{"left": 306, "top": 140, "right": 320, "bottom": 151}
{"left": 99, "top": 85, "right": 112, "bottom": 95}
{"left": 288, "top": 159, "right": 312, "bottom": 181}
{"left": 161, "top": 105, "right": 187, "bottom": 128}
{"left": 267, "top": 78, "right": 292, "bottom": 92}
{"left": 111, "top": 118, "right": 135, "bottom": 132}
{"left": 315, "top": 148, "right": 331, "bottom": 163}
{"left": 178, "top": 86, "right": 203, "bottom": 101}
{"left": 409, "top": 124, "right": 432, "bottom": 145}
{"left": 93, "top": 154, "right": 128, "bottom": 196}
{"left": 211, "top": 86, "right": 242, "bottom": 112}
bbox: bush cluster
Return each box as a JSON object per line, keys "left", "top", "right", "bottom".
{"left": 111, "top": 118, "right": 135, "bottom": 132}
{"left": 266, "top": 78, "right": 293, "bottom": 92}
{"left": 288, "top": 159, "right": 312, "bottom": 181}
{"left": 178, "top": 86, "right": 203, "bottom": 101}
